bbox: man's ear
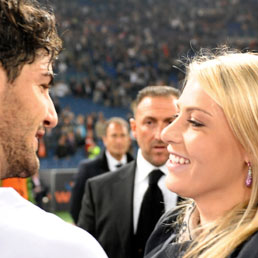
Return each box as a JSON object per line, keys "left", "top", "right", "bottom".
{"left": 129, "top": 118, "right": 137, "bottom": 140}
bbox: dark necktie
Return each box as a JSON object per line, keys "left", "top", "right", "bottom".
{"left": 116, "top": 163, "right": 122, "bottom": 168}
{"left": 135, "top": 169, "right": 165, "bottom": 257}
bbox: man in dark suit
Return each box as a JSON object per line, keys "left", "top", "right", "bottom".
{"left": 70, "top": 117, "right": 133, "bottom": 223}
{"left": 77, "top": 86, "right": 180, "bottom": 258}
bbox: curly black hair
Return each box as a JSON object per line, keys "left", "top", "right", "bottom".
{"left": 0, "top": 0, "right": 62, "bottom": 82}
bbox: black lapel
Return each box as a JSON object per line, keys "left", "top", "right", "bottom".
{"left": 112, "top": 161, "right": 136, "bottom": 254}
{"left": 100, "top": 150, "right": 110, "bottom": 173}
{"left": 126, "top": 152, "right": 135, "bottom": 163}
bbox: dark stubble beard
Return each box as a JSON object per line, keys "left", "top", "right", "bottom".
{"left": 0, "top": 136, "right": 39, "bottom": 179}
{"left": 0, "top": 90, "right": 39, "bottom": 179}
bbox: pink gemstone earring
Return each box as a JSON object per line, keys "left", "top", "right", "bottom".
{"left": 245, "top": 162, "right": 252, "bottom": 187}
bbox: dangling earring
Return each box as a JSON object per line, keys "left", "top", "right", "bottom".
{"left": 245, "top": 162, "right": 252, "bottom": 187}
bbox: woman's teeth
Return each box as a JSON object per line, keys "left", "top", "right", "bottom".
{"left": 170, "top": 154, "right": 190, "bottom": 165}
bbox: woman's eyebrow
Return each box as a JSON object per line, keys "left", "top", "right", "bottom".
{"left": 176, "top": 102, "right": 213, "bottom": 117}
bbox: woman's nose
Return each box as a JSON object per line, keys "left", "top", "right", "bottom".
{"left": 161, "top": 118, "right": 182, "bottom": 145}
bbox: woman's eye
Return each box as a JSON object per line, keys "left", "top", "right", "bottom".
{"left": 187, "top": 119, "right": 204, "bottom": 127}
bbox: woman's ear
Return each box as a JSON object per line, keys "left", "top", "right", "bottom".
{"left": 243, "top": 150, "right": 253, "bottom": 165}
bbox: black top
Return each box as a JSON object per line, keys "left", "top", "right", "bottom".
{"left": 144, "top": 209, "right": 258, "bottom": 258}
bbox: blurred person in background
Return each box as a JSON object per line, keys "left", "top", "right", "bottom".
{"left": 0, "top": 0, "right": 107, "bottom": 257}
{"left": 70, "top": 117, "right": 133, "bottom": 223}
{"left": 94, "top": 111, "right": 106, "bottom": 144}
{"left": 74, "top": 114, "right": 87, "bottom": 147}
{"left": 55, "top": 133, "right": 70, "bottom": 159}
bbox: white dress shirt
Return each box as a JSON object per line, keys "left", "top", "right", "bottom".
{"left": 133, "top": 149, "right": 178, "bottom": 233}
{"left": 0, "top": 187, "right": 107, "bottom": 258}
{"left": 105, "top": 150, "right": 127, "bottom": 171}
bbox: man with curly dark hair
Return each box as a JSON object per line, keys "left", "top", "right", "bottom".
{"left": 0, "top": 1, "right": 107, "bottom": 257}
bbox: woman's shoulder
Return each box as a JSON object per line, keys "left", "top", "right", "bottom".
{"left": 230, "top": 231, "right": 258, "bottom": 258}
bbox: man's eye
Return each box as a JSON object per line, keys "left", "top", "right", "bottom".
{"left": 40, "top": 84, "right": 50, "bottom": 91}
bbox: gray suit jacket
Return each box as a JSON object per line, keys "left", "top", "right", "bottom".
{"left": 77, "top": 161, "right": 136, "bottom": 258}
{"left": 70, "top": 151, "right": 134, "bottom": 223}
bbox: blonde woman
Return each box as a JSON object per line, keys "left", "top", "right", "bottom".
{"left": 144, "top": 48, "right": 258, "bottom": 258}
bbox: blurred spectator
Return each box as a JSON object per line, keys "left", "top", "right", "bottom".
{"left": 85, "top": 114, "right": 94, "bottom": 133}
{"left": 51, "top": 80, "right": 70, "bottom": 98}
{"left": 88, "top": 142, "right": 101, "bottom": 159}
{"left": 55, "top": 133, "right": 70, "bottom": 159}
{"left": 51, "top": 0, "right": 258, "bottom": 109}
{"left": 70, "top": 116, "right": 134, "bottom": 223}
{"left": 44, "top": 127, "right": 58, "bottom": 157}
{"left": 66, "top": 130, "right": 77, "bottom": 155}
{"left": 74, "top": 114, "right": 87, "bottom": 147}
{"left": 94, "top": 112, "right": 106, "bottom": 142}
{"left": 30, "top": 173, "right": 49, "bottom": 210}
{"left": 85, "top": 130, "right": 95, "bottom": 156}
{"left": 37, "top": 137, "right": 47, "bottom": 158}
{"left": 60, "top": 114, "right": 74, "bottom": 135}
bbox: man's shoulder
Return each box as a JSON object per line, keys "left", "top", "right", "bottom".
{"left": 77, "top": 152, "right": 107, "bottom": 177}
{"left": 1, "top": 216, "right": 107, "bottom": 258}
{"left": 0, "top": 190, "right": 107, "bottom": 257}
{"left": 88, "top": 160, "right": 136, "bottom": 185}
{"left": 79, "top": 153, "right": 105, "bottom": 168}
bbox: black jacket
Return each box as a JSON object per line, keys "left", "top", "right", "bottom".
{"left": 144, "top": 209, "right": 258, "bottom": 258}
{"left": 70, "top": 151, "right": 134, "bottom": 223}
{"left": 78, "top": 161, "right": 137, "bottom": 258}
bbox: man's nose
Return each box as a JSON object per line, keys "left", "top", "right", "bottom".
{"left": 154, "top": 126, "right": 164, "bottom": 141}
{"left": 43, "top": 98, "right": 58, "bottom": 128}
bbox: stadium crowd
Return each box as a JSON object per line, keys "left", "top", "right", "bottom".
{"left": 40, "top": 0, "right": 258, "bottom": 163}
{"left": 51, "top": 0, "right": 258, "bottom": 105}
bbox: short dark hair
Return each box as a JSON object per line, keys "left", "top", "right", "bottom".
{"left": 132, "top": 85, "right": 180, "bottom": 114}
{"left": 103, "top": 117, "right": 130, "bottom": 136}
{"left": 0, "top": 0, "right": 62, "bottom": 82}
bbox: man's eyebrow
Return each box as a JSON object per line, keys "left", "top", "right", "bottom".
{"left": 42, "top": 72, "right": 54, "bottom": 85}
{"left": 143, "top": 116, "right": 174, "bottom": 122}
{"left": 164, "top": 117, "right": 175, "bottom": 121}
{"left": 143, "top": 116, "right": 157, "bottom": 121}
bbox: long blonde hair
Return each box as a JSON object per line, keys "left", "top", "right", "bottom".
{"left": 181, "top": 49, "right": 258, "bottom": 258}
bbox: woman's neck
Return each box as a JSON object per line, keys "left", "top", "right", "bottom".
{"left": 194, "top": 186, "right": 251, "bottom": 226}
